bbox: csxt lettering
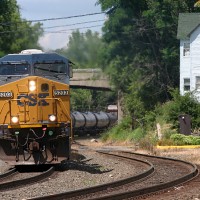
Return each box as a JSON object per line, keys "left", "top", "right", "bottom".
{"left": 17, "top": 93, "right": 49, "bottom": 106}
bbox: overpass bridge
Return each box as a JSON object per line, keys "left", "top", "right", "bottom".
{"left": 70, "top": 68, "right": 123, "bottom": 121}
{"left": 70, "top": 68, "right": 112, "bottom": 90}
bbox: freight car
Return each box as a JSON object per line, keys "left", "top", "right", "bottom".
{"left": 0, "top": 49, "right": 72, "bottom": 165}
{"left": 71, "top": 111, "right": 117, "bottom": 135}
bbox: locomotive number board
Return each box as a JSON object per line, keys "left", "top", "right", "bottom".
{"left": 54, "top": 90, "right": 69, "bottom": 96}
{"left": 0, "top": 92, "right": 13, "bottom": 98}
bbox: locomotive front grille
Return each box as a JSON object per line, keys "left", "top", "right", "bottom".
{"left": 0, "top": 98, "right": 70, "bottom": 127}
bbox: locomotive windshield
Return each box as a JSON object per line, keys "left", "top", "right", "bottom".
{"left": 34, "top": 63, "right": 67, "bottom": 76}
{"left": 0, "top": 63, "right": 29, "bottom": 75}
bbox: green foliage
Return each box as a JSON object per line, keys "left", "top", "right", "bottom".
{"left": 102, "top": 89, "right": 200, "bottom": 147}
{"left": 97, "top": 0, "right": 200, "bottom": 116}
{"left": 70, "top": 89, "right": 92, "bottom": 111}
{"left": 57, "top": 29, "right": 117, "bottom": 111}
{"left": 101, "top": 117, "right": 147, "bottom": 145}
{"left": 101, "top": 116, "right": 132, "bottom": 142}
{"left": 160, "top": 89, "right": 200, "bottom": 130}
{"left": 127, "top": 127, "right": 145, "bottom": 142}
{"left": 124, "top": 69, "right": 154, "bottom": 118}
{"left": 57, "top": 30, "right": 103, "bottom": 69}
{"left": 138, "top": 88, "right": 200, "bottom": 136}
{"left": 0, "top": 0, "right": 43, "bottom": 56}
{"left": 162, "top": 129, "right": 178, "bottom": 140}
{"left": 70, "top": 89, "right": 117, "bottom": 111}
{"left": 170, "top": 134, "right": 200, "bottom": 145}
{"left": 112, "top": 116, "right": 132, "bottom": 131}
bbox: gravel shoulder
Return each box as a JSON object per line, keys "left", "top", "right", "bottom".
{"left": 0, "top": 137, "right": 200, "bottom": 200}
{"left": 0, "top": 139, "right": 138, "bottom": 200}
{"left": 75, "top": 138, "right": 200, "bottom": 200}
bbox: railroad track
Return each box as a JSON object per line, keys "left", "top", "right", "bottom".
{"left": 0, "top": 167, "right": 17, "bottom": 179}
{"left": 92, "top": 151, "right": 198, "bottom": 200}
{"left": 0, "top": 166, "right": 55, "bottom": 191}
{"left": 27, "top": 149, "right": 198, "bottom": 200}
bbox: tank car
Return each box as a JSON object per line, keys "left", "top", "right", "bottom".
{"left": 0, "top": 49, "right": 72, "bottom": 165}
{"left": 71, "top": 110, "right": 117, "bottom": 135}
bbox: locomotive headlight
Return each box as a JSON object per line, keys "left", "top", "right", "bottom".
{"left": 49, "top": 114, "right": 56, "bottom": 122}
{"left": 11, "top": 116, "right": 19, "bottom": 124}
{"left": 29, "top": 80, "right": 36, "bottom": 91}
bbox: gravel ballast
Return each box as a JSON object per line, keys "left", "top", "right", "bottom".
{"left": 0, "top": 144, "right": 138, "bottom": 200}
{"left": 1, "top": 139, "right": 200, "bottom": 200}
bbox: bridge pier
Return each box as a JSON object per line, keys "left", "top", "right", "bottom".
{"left": 117, "top": 90, "right": 124, "bottom": 122}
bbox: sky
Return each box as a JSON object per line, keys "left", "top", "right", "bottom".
{"left": 16, "top": 0, "right": 105, "bottom": 50}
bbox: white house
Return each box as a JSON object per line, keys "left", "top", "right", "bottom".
{"left": 177, "top": 13, "right": 200, "bottom": 101}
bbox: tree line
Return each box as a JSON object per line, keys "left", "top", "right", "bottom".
{"left": 0, "top": 0, "right": 42, "bottom": 57}
{"left": 1, "top": 0, "right": 200, "bottom": 117}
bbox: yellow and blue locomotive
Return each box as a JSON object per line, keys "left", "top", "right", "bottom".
{"left": 0, "top": 49, "right": 72, "bottom": 165}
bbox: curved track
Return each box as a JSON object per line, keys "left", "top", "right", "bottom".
{"left": 91, "top": 151, "right": 198, "bottom": 200}
{"left": 0, "top": 167, "right": 17, "bottom": 179}
{"left": 0, "top": 166, "right": 55, "bottom": 191}
{"left": 26, "top": 149, "right": 198, "bottom": 200}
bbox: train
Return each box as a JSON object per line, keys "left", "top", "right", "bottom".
{"left": 71, "top": 110, "right": 117, "bottom": 136}
{"left": 0, "top": 49, "right": 72, "bottom": 165}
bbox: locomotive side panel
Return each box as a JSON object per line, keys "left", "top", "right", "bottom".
{"left": 0, "top": 50, "right": 72, "bottom": 165}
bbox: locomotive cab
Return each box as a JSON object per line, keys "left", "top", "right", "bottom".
{"left": 0, "top": 50, "right": 72, "bottom": 165}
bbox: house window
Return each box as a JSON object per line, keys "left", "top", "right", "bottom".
{"left": 184, "top": 78, "right": 190, "bottom": 91}
{"left": 196, "top": 76, "right": 200, "bottom": 89}
{"left": 183, "top": 42, "right": 190, "bottom": 56}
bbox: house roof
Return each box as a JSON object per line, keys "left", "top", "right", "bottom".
{"left": 177, "top": 13, "right": 200, "bottom": 40}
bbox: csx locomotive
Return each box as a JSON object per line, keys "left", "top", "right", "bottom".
{"left": 0, "top": 49, "right": 72, "bottom": 165}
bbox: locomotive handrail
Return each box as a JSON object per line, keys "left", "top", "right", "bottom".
{"left": 50, "top": 97, "right": 73, "bottom": 140}
{"left": 6, "top": 99, "right": 29, "bottom": 124}
{"left": 44, "top": 97, "right": 71, "bottom": 120}
{"left": 0, "top": 100, "right": 9, "bottom": 114}
{"left": 0, "top": 100, "right": 9, "bottom": 124}
{"left": 51, "top": 98, "right": 73, "bottom": 140}
{"left": 0, "top": 99, "right": 28, "bottom": 125}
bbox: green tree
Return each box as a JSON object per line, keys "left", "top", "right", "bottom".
{"left": 57, "top": 30, "right": 103, "bottom": 68}
{"left": 97, "top": 0, "right": 200, "bottom": 117}
{"left": 57, "top": 29, "right": 115, "bottom": 111}
{"left": 70, "top": 89, "right": 92, "bottom": 111}
{"left": 0, "top": 0, "right": 43, "bottom": 56}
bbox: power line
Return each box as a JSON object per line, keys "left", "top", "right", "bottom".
{"left": 44, "top": 19, "right": 105, "bottom": 29}
{"left": 0, "top": 24, "right": 103, "bottom": 35}
{"left": 0, "top": 23, "right": 175, "bottom": 36}
{"left": 28, "top": 12, "right": 106, "bottom": 23}
{"left": 45, "top": 25, "right": 103, "bottom": 34}
{"left": 0, "top": 12, "right": 106, "bottom": 26}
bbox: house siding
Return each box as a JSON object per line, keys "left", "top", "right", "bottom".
{"left": 190, "top": 26, "right": 200, "bottom": 100}
{"left": 180, "top": 40, "right": 190, "bottom": 95}
{"left": 178, "top": 13, "right": 200, "bottom": 101}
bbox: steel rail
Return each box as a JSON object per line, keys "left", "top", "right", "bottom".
{"left": 0, "top": 166, "right": 55, "bottom": 191}
{"left": 27, "top": 152, "right": 154, "bottom": 200}
{"left": 0, "top": 167, "right": 17, "bottom": 179}
{"left": 89, "top": 151, "right": 199, "bottom": 200}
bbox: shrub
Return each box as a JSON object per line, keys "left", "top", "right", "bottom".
{"left": 164, "top": 89, "right": 200, "bottom": 130}
{"left": 101, "top": 116, "right": 132, "bottom": 142}
{"left": 101, "top": 117, "right": 147, "bottom": 143}
{"left": 127, "top": 127, "right": 145, "bottom": 142}
{"left": 170, "top": 133, "right": 200, "bottom": 145}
